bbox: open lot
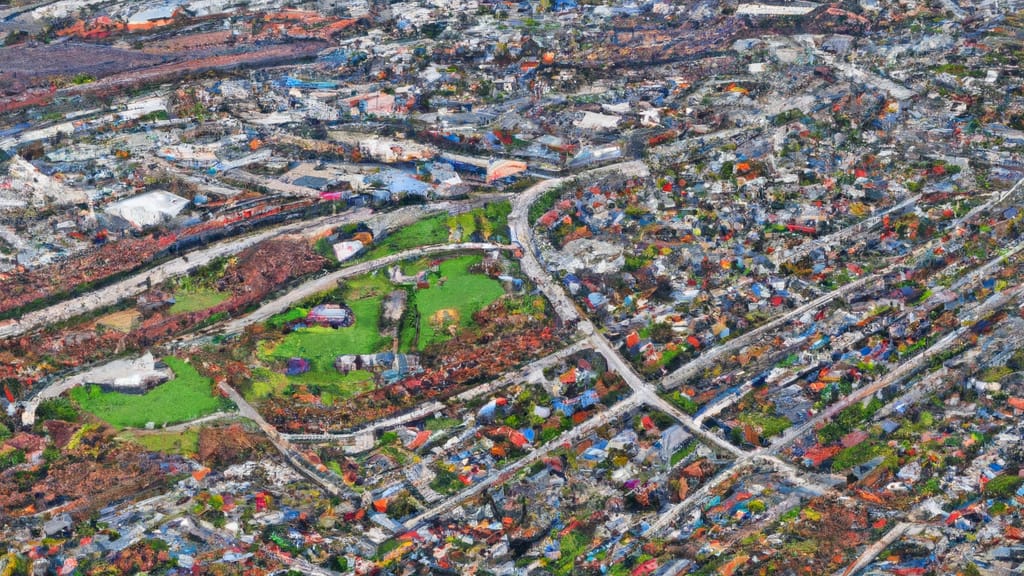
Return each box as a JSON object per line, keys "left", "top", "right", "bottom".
{"left": 406, "top": 254, "right": 505, "bottom": 349}
{"left": 170, "top": 288, "right": 230, "bottom": 314}
{"left": 70, "top": 357, "right": 229, "bottom": 429}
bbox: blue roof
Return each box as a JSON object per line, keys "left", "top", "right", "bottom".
{"left": 369, "top": 169, "right": 432, "bottom": 196}
{"left": 580, "top": 389, "right": 599, "bottom": 408}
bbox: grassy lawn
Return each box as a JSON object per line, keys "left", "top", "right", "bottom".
{"left": 453, "top": 212, "right": 477, "bottom": 239}
{"left": 170, "top": 289, "right": 229, "bottom": 314}
{"left": 425, "top": 416, "right": 462, "bottom": 431}
{"left": 345, "top": 273, "right": 391, "bottom": 299}
{"left": 266, "top": 307, "right": 308, "bottom": 329}
{"left": 738, "top": 411, "right": 793, "bottom": 439}
{"left": 96, "top": 309, "right": 140, "bottom": 333}
{"left": 264, "top": 297, "right": 390, "bottom": 372}
{"left": 352, "top": 202, "right": 511, "bottom": 264}
{"left": 70, "top": 357, "right": 228, "bottom": 429}
{"left": 287, "top": 369, "right": 376, "bottom": 405}
{"left": 831, "top": 440, "right": 894, "bottom": 472}
{"left": 122, "top": 429, "right": 200, "bottom": 456}
{"left": 246, "top": 368, "right": 289, "bottom": 401}
{"left": 410, "top": 255, "right": 504, "bottom": 348}
{"left": 356, "top": 215, "right": 451, "bottom": 262}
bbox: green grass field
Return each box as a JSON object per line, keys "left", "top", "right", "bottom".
{"left": 246, "top": 368, "right": 289, "bottom": 400}
{"left": 170, "top": 289, "right": 229, "bottom": 314}
{"left": 123, "top": 429, "right": 200, "bottom": 456}
{"left": 408, "top": 255, "right": 504, "bottom": 349}
{"left": 245, "top": 367, "right": 373, "bottom": 404}
{"left": 353, "top": 202, "right": 511, "bottom": 263}
{"left": 264, "top": 297, "right": 390, "bottom": 372}
{"left": 266, "top": 307, "right": 308, "bottom": 329}
{"left": 357, "top": 215, "right": 451, "bottom": 262}
{"left": 70, "top": 357, "right": 228, "bottom": 429}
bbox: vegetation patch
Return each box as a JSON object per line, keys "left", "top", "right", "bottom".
{"left": 170, "top": 289, "right": 230, "bottom": 314}
{"left": 407, "top": 255, "right": 505, "bottom": 348}
{"left": 358, "top": 215, "right": 451, "bottom": 262}
{"left": 355, "top": 202, "right": 511, "bottom": 263}
{"left": 123, "top": 429, "right": 201, "bottom": 457}
{"left": 70, "top": 357, "right": 229, "bottom": 429}
{"left": 738, "top": 411, "right": 792, "bottom": 439}
{"left": 96, "top": 309, "right": 141, "bottom": 333}
{"left": 265, "top": 297, "right": 390, "bottom": 371}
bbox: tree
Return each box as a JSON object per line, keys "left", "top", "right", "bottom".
{"left": 649, "top": 322, "right": 675, "bottom": 344}
{"left": 984, "top": 475, "right": 1024, "bottom": 498}
{"left": 36, "top": 398, "right": 79, "bottom": 422}
{"left": 962, "top": 563, "right": 983, "bottom": 576}
{"left": 477, "top": 213, "right": 494, "bottom": 240}
{"left": 4, "top": 30, "right": 28, "bottom": 46}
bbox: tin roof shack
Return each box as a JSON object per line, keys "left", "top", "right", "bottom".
{"left": 104, "top": 190, "right": 190, "bottom": 229}
{"left": 306, "top": 304, "right": 354, "bottom": 328}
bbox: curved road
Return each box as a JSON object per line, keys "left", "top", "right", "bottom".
{"left": 0, "top": 207, "right": 369, "bottom": 341}
{"left": 220, "top": 242, "right": 512, "bottom": 335}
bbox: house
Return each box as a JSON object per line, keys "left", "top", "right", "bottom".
{"left": 43, "top": 513, "right": 73, "bottom": 537}
{"left": 659, "top": 425, "right": 692, "bottom": 461}
{"left": 307, "top": 304, "right": 353, "bottom": 328}
{"left": 285, "top": 358, "right": 310, "bottom": 376}
{"left": 608, "top": 429, "right": 638, "bottom": 451}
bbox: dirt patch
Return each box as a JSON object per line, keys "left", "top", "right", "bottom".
{"left": 198, "top": 423, "right": 270, "bottom": 467}
{"left": 96, "top": 309, "right": 141, "bottom": 333}
{"left": 430, "top": 308, "right": 460, "bottom": 329}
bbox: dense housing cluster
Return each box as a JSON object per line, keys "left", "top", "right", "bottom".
{"left": 0, "top": 0, "right": 1023, "bottom": 572}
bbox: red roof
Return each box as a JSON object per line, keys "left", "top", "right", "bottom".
{"left": 626, "top": 331, "right": 640, "bottom": 348}
{"left": 802, "top": 445, "right": 842, "bottom": 467}
{"left": 539, "top": 210, "right": 560, "bottom": 226}
{"left": 559, "top": 367, "right": 577, "bottom": 384}
{"left": 841, "top": 430, "right": 869, "bottom": 448}
{"left": 509, "top": 431, "right": 528, "bottom": 448}
{"left": 632, "top": 559, "right": 658, "bottom": 576}
{"left": 406, "top": 430, "right": 431, "bottom": 450}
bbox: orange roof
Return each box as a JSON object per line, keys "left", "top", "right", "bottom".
{"left": 406, "top": 430, "right": 431, "bottom": 450}
{"left": 626, "top": 331, "right": 640, "bottom": 348}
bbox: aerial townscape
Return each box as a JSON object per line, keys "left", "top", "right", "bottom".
{"left": 0, "top": 0, "right": 1023, "bottom": 573}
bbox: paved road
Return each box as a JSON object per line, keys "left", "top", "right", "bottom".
{"left": 840, "top": 522, "right": 915, "bottom": 576}
{"left": 402, "top": 395, "right": 642, "bottom": 529}
{"left": 220, "top": 242, "right": 510, "bottom": 335}
{"left": 663, "top": 172, "right": 1024, "bottom": 392}
{"left": 772, "top": 193, "right": 922, "bottom": 266}
{"left": 508, "top": 160, "right": 650, "bottom": 330}
{"left": 217, "top": 381, "right": 356, "bottom": 499}
{"left": 502, "top": 153, "right": 1024, "bottom": 541}
{"left": 280, "top": 401, "right": 444, "bottom": 442}
{"left": 1, "top": 194, "right": 511, "bottom": 342}
{"left": 770, "top": 281, "right": 1024, "bottom": 455}
{"left": 0, "top": 207, "right": 371, "bottom": 341}
{"left": 130, "top": 411, "right": 239, "bottom": 433}
{"left": 803, "top": 37, "right": 915, "bottom": 101}
{"left": 660, "top": 273, "right": 873, "bottom": 390}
